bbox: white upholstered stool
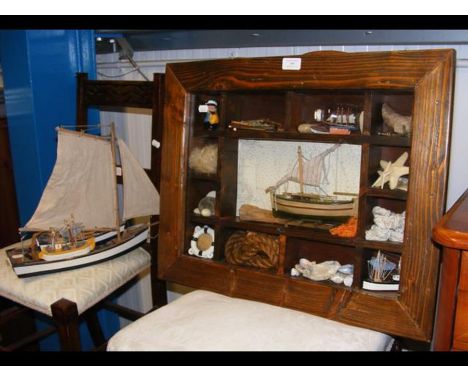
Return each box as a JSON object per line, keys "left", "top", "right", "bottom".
{"left": 0, "top": 242, "right": 151, "bottom": 350}
{"left": 107, "top": 290, "right": 393, "bottom": 351}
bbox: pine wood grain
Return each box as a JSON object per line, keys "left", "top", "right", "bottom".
{"left": 159, "top": 49, "right": 455, "bottom": 341}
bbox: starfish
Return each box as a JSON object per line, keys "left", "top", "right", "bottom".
{"left": 372, "top": 152, "right": 409, "bottom": 190}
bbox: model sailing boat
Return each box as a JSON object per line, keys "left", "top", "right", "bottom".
{"left": 265, "top": 144, "right": 357, "bottom": 222}
{"left": 6, "top": 124, "right": 160, "bottom": 277}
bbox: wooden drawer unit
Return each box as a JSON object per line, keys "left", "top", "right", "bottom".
{"left": 433, "top": 190, "right": 468, "bottom": 351}
{"left": 452, "top": 252, "right": 468, "bottom": 350}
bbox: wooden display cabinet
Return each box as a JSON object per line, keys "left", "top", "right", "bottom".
{"left": 159, "top": 50, "right": 455, "bottom": 341}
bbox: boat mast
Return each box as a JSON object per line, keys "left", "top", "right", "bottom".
{"left": 297, "top": 146, "right": 304, "bottom": 195}
{"left": 109, "top": 123, "right": 122, "bottom": 240}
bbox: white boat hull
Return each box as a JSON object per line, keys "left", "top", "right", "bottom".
{"left": 270, "top": 193, "right": 357, "bottom": 221}
{"left": 8, "top": 226, "right": 149, "bottom": 277}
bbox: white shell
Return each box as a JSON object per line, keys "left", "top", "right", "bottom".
{"left": 296, "top": 260, "right": 341, "bottom": 281}
{"left": 365, "top": 207, "right": 405, "bottom": 243}
{"left": 291, "top": 268, "right": 300, "bottom": 277}
{"left": 193, "top": 208, "right": 200, "bottom": 214}
{"left": 201, "top": 208, "right": 212, "bottom": 217}
{"left": 297, "top": 124, "right": 313, "bottom": 133}
{"left": 338, "top": 264, "right": 354, "bottom": 275}
{"left": 344, "top": 275, "right": 353, "bottom": 287}
{"left": 330, "top": 274, "right": 344, "bottom": 284}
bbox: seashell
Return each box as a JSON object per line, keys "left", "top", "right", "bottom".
{"left": 338, "top": 264, "right": 354, "bottom": 275}
{"left": 330, "top": 273, "right": 344, "bottom": 284}
{"left": 389, "top": 230, "right": 404, "bottom": 243}
{"left": 300, "top": 260, "right": 341, "bottom": 281}
{"left": 193, "top": 208, "right": 200, "bottom": 214}
{"left": 297, "top": 123, "right": 313, "bottom": 133}
{"left": 201, "top": 208, "right": 212, "bottom": 217}
{"left": 344, "top": 275, "right": 353, "bottom": 287}
{"left": 365, "top": 225, "right": 391, "bottom": 241}
{"left": 299, "top": 258, "right": 313, "bottom": 267}
{"left": 382, "top": 103, "right": 411, "bottom": 136}
{"left": 291, "top": 268, "right": 300, "bottom": 277}
{"left": 373, "top": 206, "right": 392, "bottom": 217}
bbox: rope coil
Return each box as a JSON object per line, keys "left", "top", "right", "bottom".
{"left": 225, "top": 231, "right": 279, "bottom": 269}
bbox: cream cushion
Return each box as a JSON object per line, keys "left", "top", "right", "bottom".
{"left": 0, "top": 242, "right": 151, "bottom": 316}
{"left": 107, "top": 290, "right": 393, "bottom": 351}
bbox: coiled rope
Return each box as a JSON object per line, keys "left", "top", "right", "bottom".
{"left": 225, "top": 231, "right": 279, "bottom": 269}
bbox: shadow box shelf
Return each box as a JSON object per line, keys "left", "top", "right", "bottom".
{"left": 158, "top": 50, "right": 455, "bottom": 341}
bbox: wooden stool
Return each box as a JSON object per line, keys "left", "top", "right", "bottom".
{"left": 107, "top": 290, "right": 394, "bottom": 351}
{"left": 0, "top": 242, "right": 152, "bottom": 351}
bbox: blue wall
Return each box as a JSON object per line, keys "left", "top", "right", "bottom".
{"left": 0, "top": 29, "right": 118, "bottom": 350}
{"left": 0, "top": 30, "right": 97, "bottom": 224}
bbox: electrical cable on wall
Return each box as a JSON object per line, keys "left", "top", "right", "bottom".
{"left": 126, "top": 54, "right": 150, "bottom": 81}
{"left": 97, "top": 68, "right": 140, "bottom": 78}
{"left": 98, "top": 36, "right": 150, "bottom": 81}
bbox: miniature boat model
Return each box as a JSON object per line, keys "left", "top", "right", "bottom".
{"left": 306, "top": 105, "right": 363, "bottom": 134}
{"left": 271, "top": 192, "right": 356, "bottom": 220}
{"left": 266, "top": 145, "right": 357, "bottom": 222}
{"left": 35, "top": 224, "right": 125, "bottom": 250}
{"left": 7, "top": 225, "right": 149, "bottom": 277}
{"left": 6, "top": 124, "right": 160, "bottom": 277}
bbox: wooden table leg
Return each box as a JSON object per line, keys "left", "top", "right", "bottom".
{"left": 84, "top": 307, "right": 105, "bottom": 348}
{"left": 51, "top": 298, "right": 81, "bottom": 351}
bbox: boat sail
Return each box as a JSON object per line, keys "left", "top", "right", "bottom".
{"left": 7, "top": 124, "right": 160, "bottom": 277}
{"left": 265, "top": 144, "right": 357, "bottom": 222}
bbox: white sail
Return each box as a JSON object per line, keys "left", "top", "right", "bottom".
{"left": 118, "top": 139, "right": 160, "bottom": 220}
{"left": 23, "top": 129, "right": 118, "bottom": 231}
{"left": 271, "top": 144, "right": 340, "bottom": 190}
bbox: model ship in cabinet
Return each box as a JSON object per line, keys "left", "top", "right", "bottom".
{"left": 265, "top": 144, "right": 357, "bottom": 222}
{"left": 158, "top": 49, "right": 455, "bottom": 342}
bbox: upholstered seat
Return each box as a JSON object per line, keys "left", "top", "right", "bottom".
{"left": 0, "top": 242, "right": 151, "bottom": 317}
{"left": 107, "top": 289, "right": 393, "bottom": 351}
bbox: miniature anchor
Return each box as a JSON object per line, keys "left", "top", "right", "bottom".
{"left": 372, "top": 152, "right": 409, "bottom": 190}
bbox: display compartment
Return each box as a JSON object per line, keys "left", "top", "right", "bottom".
{"left": 224, "top": 92, "right": 286, "bottom": 133}
{"left": 186, "top": 178, "right": 219, "bottom": 222}
{"left": 360, "top": 196, "right": 406, "bottom": 254}
{"left": 192, "top": 93, "right": 224, "bottom": 136}
{"left": 221, "top": 228, "right": 281, "bottom": 273}
{"left": 286, "top": 237, "right": 361, "bottom": 288}
{"left": 288, "top": 91, "right": 365, "bottom": 135}
{"left": 369, "top": 92, "right": 414, "bottom": 138}
{"left": 361, "top": 249, "right": 401, "bottom": 294}
{"left": 366, "top": 145, "right": 410, "bottom": 195}
{"left": 184, "top": 221, "right": 218, "bottom": 261}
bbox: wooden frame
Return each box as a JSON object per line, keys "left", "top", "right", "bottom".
{"left": 158, "top": 50, "right": 455, "bottom": 341}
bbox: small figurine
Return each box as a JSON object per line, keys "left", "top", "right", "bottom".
{"left": 203, "top": 99, "right": 219, "bottom": 130}
{"left": 193, "top": 191, "right": 216, "bottom": 217}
